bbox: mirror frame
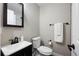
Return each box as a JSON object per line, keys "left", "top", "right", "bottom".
{"left": 3, "top": 3, "right": 24, "bottom": 27}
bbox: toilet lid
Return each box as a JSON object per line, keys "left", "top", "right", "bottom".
{"left": 37, "top": 46, "right": 52, "bottom": 55}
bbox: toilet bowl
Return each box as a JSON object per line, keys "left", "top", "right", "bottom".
{"left": 32, "top": 37, "right": 53, "bottom": 56}
{"left": 37, "top": 46, "right": 52, "bottom": 55}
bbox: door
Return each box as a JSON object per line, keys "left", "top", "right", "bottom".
{"left": 71, "top": 3, "right": 79, "bottom": 56}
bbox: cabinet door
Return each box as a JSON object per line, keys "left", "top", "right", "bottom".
{"left": 10, "top": 49, "right": 24, "bottom": 56}
{"left": 23, "top": 45, "right": 32, "bottom": 56}
{"left": 10, "top": 45, "right": 32, "bottom": 56}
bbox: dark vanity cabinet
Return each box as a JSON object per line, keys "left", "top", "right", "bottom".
{"left": 1, "top": 45, "right": 32, "bottom": 56}
{"left": 10, "top": 45, "right": 32, "bottom": 56}
{"left": 11, "top": 45, "right": 32, "bottom": 56}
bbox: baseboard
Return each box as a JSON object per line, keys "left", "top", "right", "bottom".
{"left": 53, "top": 52, "right": 63, "bottom": 56}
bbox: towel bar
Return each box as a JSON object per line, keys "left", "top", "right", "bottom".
{"left": 49, "top": 22, "right": 70, "bottom": 26}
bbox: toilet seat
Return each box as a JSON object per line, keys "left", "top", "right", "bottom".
{"left": 37, "top": 46, "right": 52, "bottom": 55}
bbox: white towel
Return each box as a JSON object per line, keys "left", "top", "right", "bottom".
{"left": 54, "top": 23, "right": 63, "bottom": 43}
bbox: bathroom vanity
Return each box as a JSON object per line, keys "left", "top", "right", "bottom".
{"left": 1, "top": 41, "right": 32, "bottom": 56}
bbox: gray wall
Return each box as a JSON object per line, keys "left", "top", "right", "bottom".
{"left": 0, "top": 3, "right": 40, "bottom": 47}
{"left": 40, "top": 3, "right": 71, "bottom": 56}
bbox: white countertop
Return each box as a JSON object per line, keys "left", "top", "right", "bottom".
{"left": 1, "top": 41, "right": 32, "bottom": 56}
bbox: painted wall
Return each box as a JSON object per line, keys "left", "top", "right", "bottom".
{"left": 0, "top": 3, "right": 40, "bottom": 47}
{"left": 40, "top": 3, "right": 71, "bottom": 56}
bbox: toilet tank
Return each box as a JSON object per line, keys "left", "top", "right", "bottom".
{"left": 32, "top": 37, "right": 41, "bottom": 48}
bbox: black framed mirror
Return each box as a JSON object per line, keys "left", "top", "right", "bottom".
{"left": 3, "top": 3, "right": 24, "bottom": 27}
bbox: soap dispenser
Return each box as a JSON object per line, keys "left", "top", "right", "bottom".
{"left": 21, "top": 35, "right": 24, "bottom": 41}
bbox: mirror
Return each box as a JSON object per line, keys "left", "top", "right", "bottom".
{"left": 3, "top": 3, "right": 24, "bottom": 27}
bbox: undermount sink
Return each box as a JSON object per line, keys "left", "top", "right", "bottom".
{"left": 1, "top": 41, "right": 32, "bottom": 56}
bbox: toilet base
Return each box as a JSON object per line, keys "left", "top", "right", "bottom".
{"left": 38, "top": 52, "right": 53, "bottom": 56}
{"left": 32, "top": 48, "right": 53, "bottom": 56}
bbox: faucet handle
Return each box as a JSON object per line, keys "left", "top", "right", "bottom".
{"left": 9, "top": 39, "right": 13, "bottom": 41}
{"left": 9, "top": 39, "right": 14, "bottom": 44}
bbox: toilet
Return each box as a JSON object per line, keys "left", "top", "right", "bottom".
{"left": 32, "top": 37, "right": 53, "bottom": 56}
